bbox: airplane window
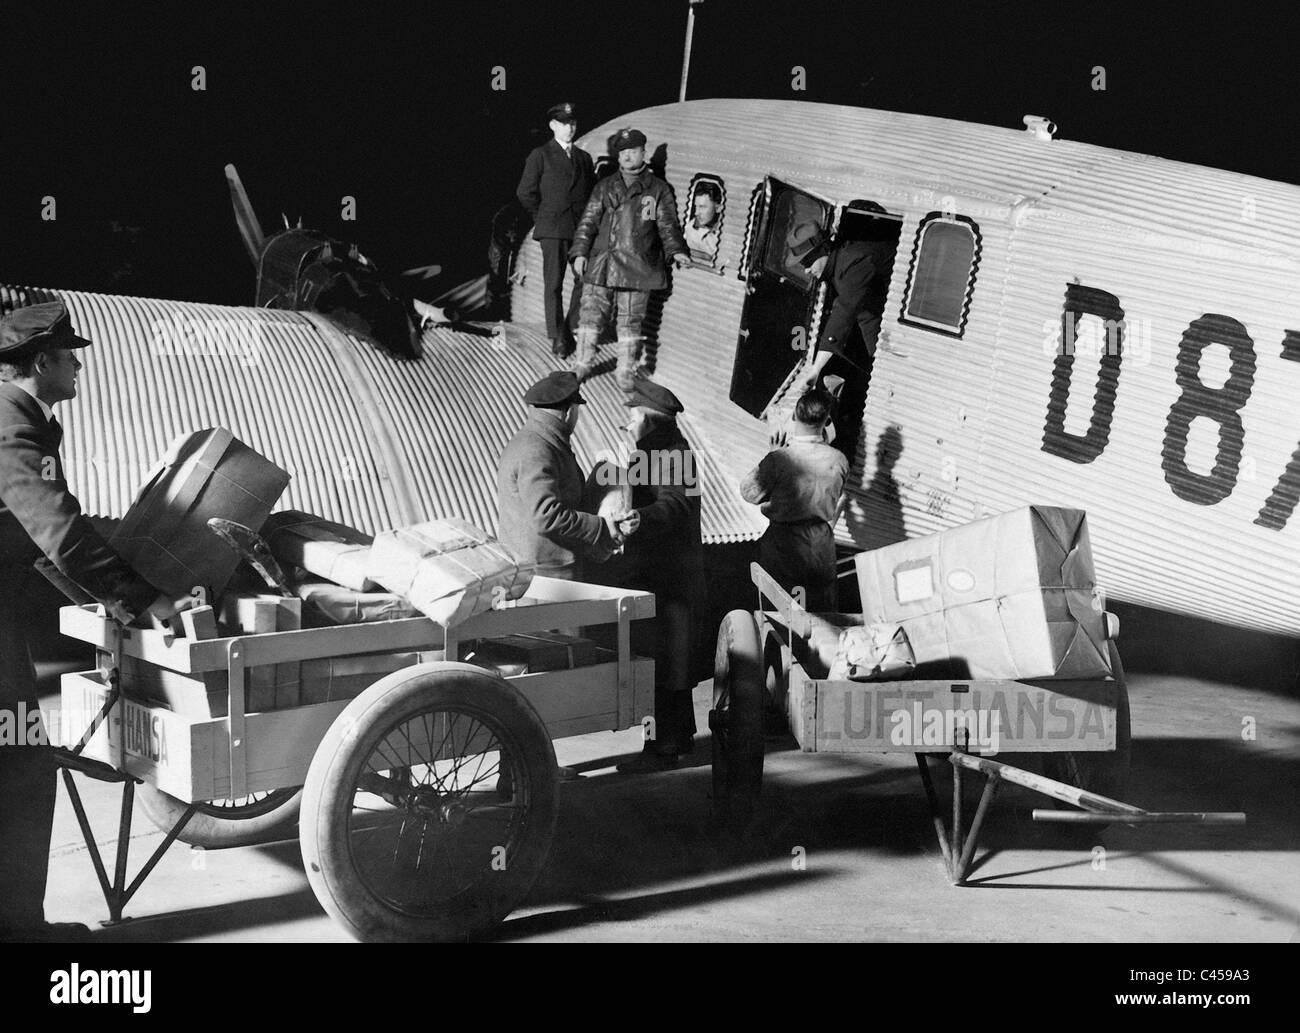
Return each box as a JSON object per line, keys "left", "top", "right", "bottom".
{"left": 683, "top": 174, "right": 725, "bottom": 267}
{"left": 900, "top": 213, "right": 982, "bottom": 337}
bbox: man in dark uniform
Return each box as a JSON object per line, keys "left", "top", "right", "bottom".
{"left": 788, "top": 217, "right": 897, "bottom": 456}
{"left": 0, "top": 300, "right": 178, "bottom": 941}
{"left": 496, "top": 370, "right": 618, "bottom": 581}
{"left": 517, "top": 102, "right": 596, "bottom": 358}
{"left": 496, "top": 371, "right": 618, "bottom": 784}
{"left": 599, "top": 380, "right": 705, "bottom": 772}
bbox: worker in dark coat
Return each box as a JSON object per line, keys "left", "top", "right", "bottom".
{"left": 598, "top": 380, "right": 706, "bottom": 771}
{"left": 516, "top": 102, "right": 596, "bottom": 358}
{"left": 496, "top": 370, "right": 618, "bottom": 580}
{"left": 789, "top": 218, "right": 897, "bottom": 454}
{"left": 0, "top": 300, "right": 178, "bottom": 941}
{"left": 569, "top": 128, "right": 690, "bottom": 388}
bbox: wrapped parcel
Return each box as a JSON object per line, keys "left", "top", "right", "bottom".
{"left": 853, "top": 505, "right": 1111, "bottom": 680}
{"left": 368, "top": 518, "right": 533, "bottom": 627}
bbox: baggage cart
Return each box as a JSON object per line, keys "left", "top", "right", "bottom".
{"left": 56, "top": 577, "right": 655, "bottom": 941}
{"left": 709, "top": 564, "right": 1244, "bottom": 883}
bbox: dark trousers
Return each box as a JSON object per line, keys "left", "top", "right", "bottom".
{"left": 631, "top": 596, "right": 698, "bottom": 745}
{"left": 760, "top": 521, "right": 838, "bottom": 613}
{"left": 0, "top": 745, "right": 55, "bottom": 930}
{"left": 538, "top": 237, "right": 582, "bottom": 341}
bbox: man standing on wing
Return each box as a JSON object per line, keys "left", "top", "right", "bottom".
{"left": 517, "top": 102, "right": 595, "bottom": 357}
{"left": 570, "top": 128, "right": 689, "bottom": 389}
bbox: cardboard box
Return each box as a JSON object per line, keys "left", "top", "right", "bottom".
{"left": 218, "top": 593, "right": 302, "bottom": 635}
{"left": 468, "top": 632, "right": 598, "bottom": 674}
{"left": 853, "top": 506, "right": 1110, "bottom": 680}
{"left": 217, "top": 593, "right": 303, "bottom": 705}
{"left": 264, "top": 510, "right": 377, "bottom": 591}
{"left": 368, "top": 518, "right": 533, "bottom": 627}
{"left": 110, "top": 428, "right": 290, "bottom": 598}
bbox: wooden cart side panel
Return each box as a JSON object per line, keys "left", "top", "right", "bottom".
{"left": 788, "top": 666, "right": 818, "bottom": 751}
{"left": 61, "top": 654, "right": 656, "bottom": 803}
{"left": 786, "top": 665, "right": 1117, "bottom": 754}
{"left": 60, "top": 589, "right": 655, "bottom": 675}
{"left": 509, "top": 658, "right": 656, "bottom": 739}
{"left": 63, "top": 672, "right": 350, "bottom": 801}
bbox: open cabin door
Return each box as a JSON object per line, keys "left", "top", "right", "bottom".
{"left": 729, "top": 177, "right": 835, "bottom": 416}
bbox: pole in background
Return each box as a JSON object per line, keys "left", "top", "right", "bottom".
{"left": 679, "top": 0, "right": 705, "bottom": 103}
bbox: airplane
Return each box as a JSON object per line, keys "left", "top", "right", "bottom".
{"left": 4, "top": 97, "right": 1298, "bottom": 641}
{"left": 515, "top": 98, "right": 1300, "bottom": 639}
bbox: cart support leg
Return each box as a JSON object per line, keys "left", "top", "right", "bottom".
{"left": 915, "top": 751, "right": 1002, "bottom": 884}
{"left": 110, "top": 780, "right": 135, "bottom": 913}
{"left": 59, "top": 770, "right": 198, "bottom": 925}
{"left": 121, "top": 802, "right": 199, "bottom": 909}
{"left": 60, "top": 768, "right": 115, "bottom": 913}
{"left": 951, "top": 752, "right": 963, "bottom": 876}
{"left": 953, "top": 771, "right": 1000, "bottom": 884}
{"left": 915, "top": 754, "right": 952, "bottom": 872}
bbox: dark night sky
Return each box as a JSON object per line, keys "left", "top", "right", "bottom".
{"left": 1, "top": 0, "right": 1293, "bottom": 305}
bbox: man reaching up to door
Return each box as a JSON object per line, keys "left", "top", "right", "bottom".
{"left": 788, "top": 212, "right": 896, "bottom": 454}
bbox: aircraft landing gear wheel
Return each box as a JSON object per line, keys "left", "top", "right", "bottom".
{"left": 301, "top": 663, "right": 559, "bottom": 942}
{"left": 710, "top": 610, "right": 766, "bottom": 831}
{"left": 1043, "top": 641, "right": 1132, "bottom": 836}
{"left": 136, "top": 785, "right": 302, "bottom": 848}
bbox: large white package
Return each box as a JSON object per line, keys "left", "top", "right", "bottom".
{"left": 368, "top": 518, "right": 533, "bottom": 627}
{"left": 854, "top": 505, "right": 1110, "bottom": 680}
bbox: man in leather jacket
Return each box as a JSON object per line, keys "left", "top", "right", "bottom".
{"left": 569, "top": 128, "right": 689, "bottom": 389}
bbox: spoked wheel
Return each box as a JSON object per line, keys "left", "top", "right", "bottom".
{"left": 301, "top": 663, "right": 558, "bottom": 942}
{"left": 709, "top": 610, "right": 766, "bottom": 830}
{"left": 1043, "top": 640, "right": 1132, "bottom": 833}
{"left": 136, "top": 785, "right": 302, "bottom": 848}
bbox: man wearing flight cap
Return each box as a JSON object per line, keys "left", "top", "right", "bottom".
{"left": 596, "top": 379, "right": 705, "bottom": 771}
{"left": 517, "top": 102, "right": 596, "bottom": 358}
{"left": 786, "top": 214, "right": 897, "bottom": 456}
{"left": 496, "top": 370, "right": 620, "bottom": 581}
{"left": 570, "top": 127, "right": 689, "bottom": 389}
{"left": 0, "top": 300, "right": 185, "bottom": 941}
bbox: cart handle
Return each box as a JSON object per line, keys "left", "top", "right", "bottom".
{"left": 750, "top": 562, "right": 813, "bottom": 637}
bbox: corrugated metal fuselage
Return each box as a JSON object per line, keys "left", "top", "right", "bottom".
{"left": 509, "top": 99, "right": 1300, "bottom": 637}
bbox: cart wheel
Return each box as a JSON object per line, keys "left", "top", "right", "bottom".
{"left": 300, "top": 663, "right": 559, "bottom": 943}
{"left": 1043, "top": 640, "right": 1132, "bottom": 823}
{"left": 136, "top": 785, "right": 301, "bottom": 848}
{"left": 710, "top": 610, "right": 765, "bottom": 827}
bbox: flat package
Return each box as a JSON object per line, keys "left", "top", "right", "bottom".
{"left": 853, "top": 505, "right": 1111, "bottom": 680}
{"left": 109, "top": 428, "right": 290, "bottom": 597}
{"left": 368, "top": 518, "right": 532, "bottom": 627}
{"left": 264, "top": 510, "right": 377, "bottom": 591}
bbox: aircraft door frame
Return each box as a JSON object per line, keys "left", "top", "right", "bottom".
{"left": 729, "top": 176, "right": 838, "bottom": 417}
